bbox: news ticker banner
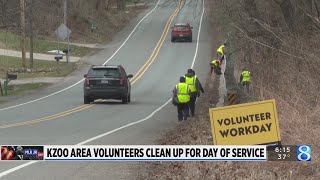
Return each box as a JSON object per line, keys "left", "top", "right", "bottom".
{"left": 0, "top": 145, "right": 312, "bottom": 161}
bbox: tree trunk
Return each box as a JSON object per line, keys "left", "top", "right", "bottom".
{"left": 0, "top": 0, "right": 8, "bottom": 25}
{"left": 117, "top": 0, "right": 125, "bottom": 10}
{"left": 105, "top": 0, "right": 110, "bottom": 10}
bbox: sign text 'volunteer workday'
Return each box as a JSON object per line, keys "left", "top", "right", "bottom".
{"left": 218, "top": 112, "right": 273, "bottom": 137}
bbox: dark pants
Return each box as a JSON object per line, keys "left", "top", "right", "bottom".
{"left": 214, "top": 66, "right": 222, "bottom": 75}
{"left": 177, "top": 103, "right": 189, "bottom": 120}
{"left": 189, "top": 96, "right": 197, "bottom": 116}
{"left": 241, "top": 81, "right": 250, "bottom": 92}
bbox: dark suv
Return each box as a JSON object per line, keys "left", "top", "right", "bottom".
{"left": 83, "top": 65, "right": 133, "bottom": 104}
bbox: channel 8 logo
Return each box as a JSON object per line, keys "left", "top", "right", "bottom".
{"left": 296, "top": 145, "right": 312, "bottom": 161}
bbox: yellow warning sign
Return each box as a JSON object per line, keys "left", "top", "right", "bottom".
{"left": 209, "top": 99, "right": 281, "bottom": 145}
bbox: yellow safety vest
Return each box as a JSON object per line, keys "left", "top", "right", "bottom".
{"left": 211, "top": 60, "right": 219, "bottom": 67}
{"left": 241, "top": 71, "right": 251, "bottom": 82}
{"left": 184, "top": 76, "right": 197, "bottom": 93}
{"left": 176, "top": 83, "right": 190, "bottom": 103}
{"left": 217, "top": 45, "right": 225, "bottom": 55}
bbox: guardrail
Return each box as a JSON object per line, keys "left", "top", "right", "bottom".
{"left": 223, "top": 55, "right": 239, "bottom": 106}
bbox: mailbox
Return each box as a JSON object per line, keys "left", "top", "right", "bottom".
{"left": 63, "top": 49, "right": 71, "bottom": 54}
{"left": 54, "top": 55, "right": 63, "bottom": 61}
{"left": 7, "top": 73, "right": 17, "bottom": 80}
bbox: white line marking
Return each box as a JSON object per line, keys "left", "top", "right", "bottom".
{"left": 102, "top": 0, "right": 160, "bottom": 65}
{"left": 0, "top": 80, "right": 84, "bottom": 111}
{"left": 0, "top": 162, "right": 37, "bottom": 178}
{"left": 191, "top": 1, "right": 205, "bottom": 69}
{"left": 77, "top": 99, "right": 171, "bottom": 145}
{"left": 0, "top": 0, "right": 161, "bottom": 111}
{"left": 0, "top": 0, "right": 205, "bottom": 177}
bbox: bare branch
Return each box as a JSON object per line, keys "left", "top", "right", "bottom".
{"left": 297, "top": 5, "right": 320, "bottom": 29}
{"left": 252, "top": 18, "right": 286, "bottom": 45}
{"left": 251, "top": 17, "right": 319, "bottom": 60}
{"left": 232, "top": 23, "right": 304, "bottom": 60}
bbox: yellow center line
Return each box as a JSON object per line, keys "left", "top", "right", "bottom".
{"left": 0, "top": 105, "right": 94, "bottom": 128}
{"left": 130, "top": 1, "right": 182, "bottom": 83}
{"left": 1, "top": 1, "right": 182, "bottom": 129}
{"left": 131, "top": 1, "right": 182, "bottom": 84}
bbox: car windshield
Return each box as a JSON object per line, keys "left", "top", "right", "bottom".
{"left": 174, "top": 25, "right": 189, "bottom": 30}
{"left": 88, "top": 68, "right": 121, "bottom": 78}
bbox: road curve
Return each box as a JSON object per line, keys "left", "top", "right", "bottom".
{"left": 0, "top": 0, "right": 214, "bottom": 179}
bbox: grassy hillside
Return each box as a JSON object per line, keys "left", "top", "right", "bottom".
{"left": 0, "top": 0, "right": 146, "bottom": 44}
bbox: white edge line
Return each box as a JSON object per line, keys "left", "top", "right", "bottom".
{"left": 0, "top": 0, "right": 161, "bottom": 111}
{"left": 191, "top": 0, "right": 205, "bottom": 69}
{"left": 0, "top": 80, "right": 84, "bottom": 111}
{"left": 77, "top": 99, "right": 171, "bottom": 145}
{"left": 0, "top": 0, "right": 205, "bottom": 177}
{"left": 193, "top": 0, "right": 205, "bottom": 104}
{"left": 102, "top": 0, "right": 161, "bottom": 65}
{"left": 0, "top": 161, "right": 37, "bottom": 178}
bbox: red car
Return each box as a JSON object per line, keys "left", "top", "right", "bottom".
{"left": 171, "top": 23, "right": 193, "bottom": 42}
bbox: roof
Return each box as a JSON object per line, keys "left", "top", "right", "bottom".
{"left": 91, "top": 65, "right": 120, "bottom": 69}
{"left": 174, "top": 23, "right": 190, "bottom": 26}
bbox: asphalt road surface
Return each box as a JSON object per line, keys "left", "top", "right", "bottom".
{"left": 0, "top": 0, "right": 214, "bottom": 179}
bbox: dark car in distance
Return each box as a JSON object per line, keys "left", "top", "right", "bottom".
{"left": 171, "top": 23, "right": 193, "bottom": 42}
{"left": 83, "top": 65, "right": 133, "bottom": 104}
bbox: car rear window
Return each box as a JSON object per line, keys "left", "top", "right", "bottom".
{"left": 88, "top": 68, "right": 121, "bottom": 78}
{"left": 174, "top": 26, "right": 190, "bottom": 30}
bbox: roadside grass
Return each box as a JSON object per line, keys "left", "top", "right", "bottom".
{"left": 5, "top": 83, "right": 50, "bottom": 96}
{"left": 0, "top": 55, "right": 76, "bottom": 79}
{"left": 0, "top": 31, "right": 92, "bottom": 57}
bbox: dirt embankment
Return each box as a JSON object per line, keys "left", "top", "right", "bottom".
{"left": 139, "top": 0, "right": 320, "bottom": 179}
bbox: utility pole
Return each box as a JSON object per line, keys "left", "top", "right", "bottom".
{"left": 20, "top": 0, "right": 26, "bottom": 68}
{"left": 64, "top": 0, "right": 70, "bottom": 63}
{"left": 29, "top": 0, "right": 34, "bottom": 68}
{"left": 63, "top": 0, "right": 67, "bottom": 25}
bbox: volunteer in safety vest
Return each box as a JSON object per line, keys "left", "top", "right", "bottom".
{"left": 184, "top": 69, "right": 204, "bottom": 117}
{"left": 210, "top": 59, "right": 222, "bottom": 75}
{"left": 173, "top": 76, "right": 191, "bottom": 121}
{"left": 217, "top": 43, "right": 226, "bottom": 61}
{"left": 240, "top": 68, "right": 251, "bottom": 91}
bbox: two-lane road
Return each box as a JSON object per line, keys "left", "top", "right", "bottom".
{"left": 0, "top": 0, "right": 213, "bottom": 179}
